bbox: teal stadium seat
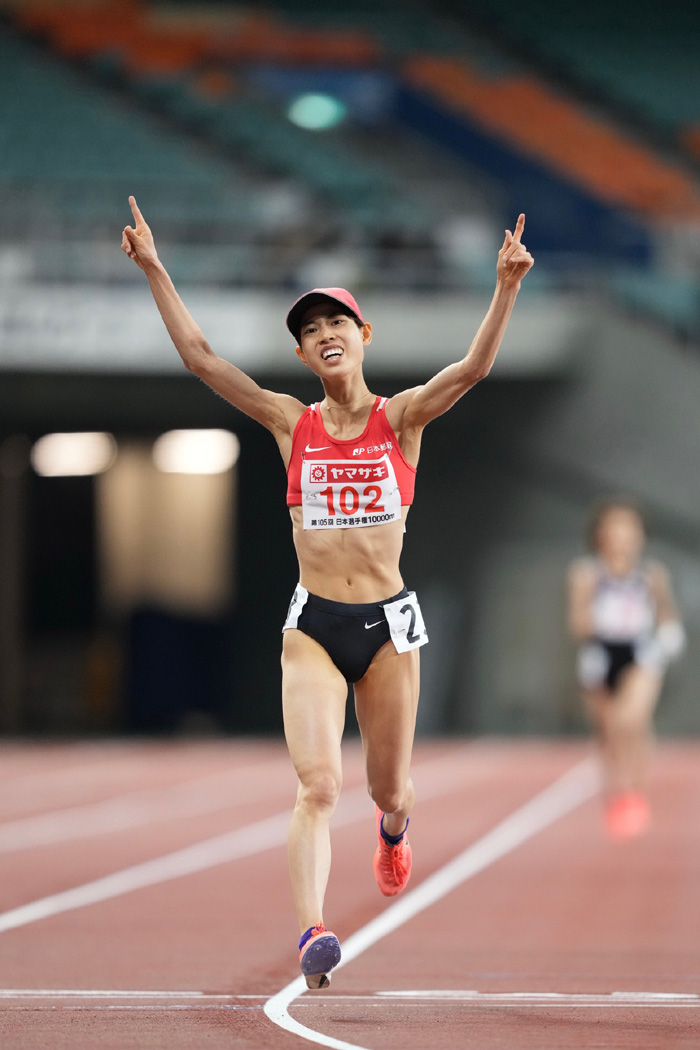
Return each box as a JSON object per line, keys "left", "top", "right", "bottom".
{"left": 0, "top": 30, "right": 257, "bottom": 232}
{"left": 612, "top": 270, "right": 700, "bottom": 336}
{"left": 125, "top": 70, "right": 410, "bottom": 226}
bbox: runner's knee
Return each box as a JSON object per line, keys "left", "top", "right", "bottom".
{"left": 617, "top": 710, "right": 652, "bottom": 736}
{"left": 608, "top": 695, "right": 652, "bottom": 732}
{"left": 367, "top": 780, "right": 406, "bottom": 816}
{"left": 296, "top": 768, "right": 342, "bottom": 812}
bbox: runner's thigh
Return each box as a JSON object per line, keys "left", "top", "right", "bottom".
{"left": 615, "top": 665, "right": 663, "bottom": 726}
{"left": 354, "top": 643, "right": 420, "bottom": 785}
{"left": 282, "top": 628, "right": 348, "bottom": 780}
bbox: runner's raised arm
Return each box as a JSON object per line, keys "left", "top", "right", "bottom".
{"left": 388, "top": 213, "right": 533, "bottom": 435}
{"left": 121, "top": 196, "right": 303, "bottom": 451}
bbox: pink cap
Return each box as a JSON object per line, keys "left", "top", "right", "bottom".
{"left": 286, "top": 287, "right": 364, "bottom": 342}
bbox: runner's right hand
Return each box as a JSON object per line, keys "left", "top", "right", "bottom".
{"left": 496, "top": 213, "right": 533, "bottom": 289}
{"left": 121, "top": 196, "right": 158, "bottom": 271}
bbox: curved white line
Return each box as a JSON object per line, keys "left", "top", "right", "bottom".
{"left": 264, "top": 758, "right": 598, "bottom": 1050}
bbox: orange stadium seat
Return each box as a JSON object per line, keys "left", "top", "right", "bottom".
{"left": 206, "top": 21, "right": 377, "bottom": 67}
{"left": 193, "top": 68, "right": 237, "bottom": 101}
{"left": 47, "top": 12, "right": 142, "bottom": 59}
{"left": 124, "top": 29, "right": 212, "bottom": 75}
{"left": 290, "top": 30, "right": 379, "bottom": 66}
{"left": 14, "top": 0, "right": 143, "bottom": 56}
{"left": 681, "top": 126, "right": 700, "bottom": 163}
{"left": 405, "top": 55, "right": 700, "bottom": 221}
{"left": 207, "top": 19, "right": 289, "bottom": 63}
{"left": 13, "top": 3, "right": 85, "bottom": 33}
{"left": 14, "top": 0, "right": 138, "bottom": 31}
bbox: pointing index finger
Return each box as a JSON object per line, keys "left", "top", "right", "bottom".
{"left": 129, "top": 195, "right": 145, "bottom": 227}
{"left": 512, "top": 213, "right": 525, "bottom": 243}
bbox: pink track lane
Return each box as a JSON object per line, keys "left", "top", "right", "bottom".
{"left": 0, "top": 739, "right": 699, "bottom": 1049}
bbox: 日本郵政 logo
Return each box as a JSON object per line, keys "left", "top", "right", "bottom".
{"left": 310, "top": 464, "right": 327, "bottom": 483}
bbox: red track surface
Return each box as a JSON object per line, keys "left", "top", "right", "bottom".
{"left": 0, "top": 738, "right": 698, "bottom": 1049}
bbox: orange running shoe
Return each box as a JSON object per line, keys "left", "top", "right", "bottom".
{"left": 298, "top": 923, "right": 341, "bottom": 989}
{"left": 373, "top": 805, "right": 412, "bottom": 897}
{"left": 604, "top": 792, "right": 651, "bottom": 841}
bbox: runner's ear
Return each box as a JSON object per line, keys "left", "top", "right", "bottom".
{"left": 296, "top": 346, "right": 308, "bottom": 366}
{"left": 361, "top": 322, "right": 372, "bottom": 346}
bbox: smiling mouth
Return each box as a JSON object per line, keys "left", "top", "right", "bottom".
{"left": 321, "top": 347, "right": 343, "bottom": 361}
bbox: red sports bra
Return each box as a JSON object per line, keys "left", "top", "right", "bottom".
{"left": 286, "top": 396, "right": 416, "bottom": 530}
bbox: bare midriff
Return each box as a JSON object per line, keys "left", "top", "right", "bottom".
{"left": 289, "top": 505, "right": 409, "bottom": 603}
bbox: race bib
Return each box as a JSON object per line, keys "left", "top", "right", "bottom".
{"left": 301, "top": 455, "right": 402, "bottom": 530}
{"left": 593, "top": 588, "right": 654, "bottom": 641}
{"left": 383, "top": 591, "right": 428, "bottom": 654}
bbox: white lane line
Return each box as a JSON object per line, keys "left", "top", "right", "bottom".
{"left": 1, "top": 1006, "right": 261, "bottom": 1012}
{"left": 3, "top": 987, "right": 697, "bottom": 1011}
{"left": 1, "top": 1006, "right": 265, "bottom": 1012}
{"left": 0, "top": 744, "right": 282, "bottom": 819}
{"left": 0, "top": 810, "right": 293, "bottom": 934}
{"left": 377, "top": 990, "right": 700, "bottom": 1005}
{"left": 5, "top": 1004, "right": 699, "bottom": 1012}
{"left": 1, "top": 988, "right": 697, "bottom": 1005}
{"left": 0, "top": 990, "right": 264, "bottom": 999}
{"left": 0, "top": 747, "right": 228, "bottom": 813}
{"left": 0, "top": 752, "right": 476, "bottom": 935}
{"left": 0, "top": 760, "right": 295, "bottom": 854}
{"left": 263, "top": 759, "right": 598, "bottom": 1050}
{"left": 0, "top": 760, "right": 146, "bottom": 817}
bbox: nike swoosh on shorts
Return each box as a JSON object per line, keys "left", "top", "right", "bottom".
{"left": 365, "top": 621, "right": 383, "bottom": 629}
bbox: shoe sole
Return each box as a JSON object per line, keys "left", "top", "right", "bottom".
{"left": 300, "top": 934, "right": 341, "bottom": 989}
{"left": 305, "top": 972, "right": 331, "bottom": 990}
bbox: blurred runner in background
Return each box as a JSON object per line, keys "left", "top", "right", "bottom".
{"left": 568, "top": 499, "right": 685, "bottom": 839}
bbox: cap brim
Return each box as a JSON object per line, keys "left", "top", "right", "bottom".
{"left": 286, "top": 292, "right": 361, "bottom": 343}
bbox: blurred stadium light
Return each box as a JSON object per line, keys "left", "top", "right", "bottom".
{"left": 152, "top": 429, "right": 240, "bottom": 474}
{"left": 287, "top": 93, "right": 347, "bottom": 130}
{"left": 30, "top": 432, "right": 117, "bottom": 477}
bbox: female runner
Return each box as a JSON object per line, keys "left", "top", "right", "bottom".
{"left": 567, "top": 500, "right": 685, "bottom": 839}
{"left": 121, "top": 197, "right": 533, "bottom": 986}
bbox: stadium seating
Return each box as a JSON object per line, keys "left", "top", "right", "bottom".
{"left": 3, "top": 0, "right": 698, "bottom": 334}
{"left": 3, "top": 3, "right": 435, "bottom": 236}
{"left": 404, "top": 55, "right": 700, "bottom": 221}
{"left": 611, "top": 269, "right": 700, "bottom": 338}
{"left": 0, "top": 29, "right": 261, "bottom": 234}
{"left": 433, "top": 0, "right": 700, "bottom": 160}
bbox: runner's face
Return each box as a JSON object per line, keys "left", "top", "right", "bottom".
{"left": 297, "top": 306, "right": 370, "bottom": 376}
{"left": 595, "top": 508, "right": 645, "bottom": 564}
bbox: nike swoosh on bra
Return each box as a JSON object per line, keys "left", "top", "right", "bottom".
{"left": 365, "top": 620, "right": 383, "bottom": 629}
{"left": 305, "top": 444, "right": 331, "bottom": 452}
